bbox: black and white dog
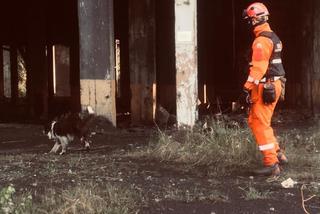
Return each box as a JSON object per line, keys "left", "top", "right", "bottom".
{"left": 44, "top": 107, "right": 95, "bottom": 155}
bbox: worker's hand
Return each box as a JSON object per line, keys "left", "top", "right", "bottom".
{"left": 239, "top": 89, "right": 252, "bottom": 106}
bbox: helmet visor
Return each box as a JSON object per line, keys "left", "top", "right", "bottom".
{"left": 242, "top": 9, "right": 249, "bottom": 19}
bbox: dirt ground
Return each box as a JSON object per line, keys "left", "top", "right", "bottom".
{"left": 0, "top": 113, "right": 319, "bottom": 214}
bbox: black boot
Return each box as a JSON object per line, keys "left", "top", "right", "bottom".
{"left": 277, "top": 152, "right": 288, "bottom": 165}
{"left": 253, "top": 164, "right": 280, "bottom": 176}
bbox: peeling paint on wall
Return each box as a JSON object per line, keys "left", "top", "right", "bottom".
{"left": 80, "top": 79, "right": 116, "bottom": 125}
{"left": 78, "top": 0, "right": 116, "bottom": 126}
{"left": 175, "top": 0, "right": 198, "bottom": 127}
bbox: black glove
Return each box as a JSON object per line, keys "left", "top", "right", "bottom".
{"left": 239, "top": 89, "right": 252, "bottom": 106}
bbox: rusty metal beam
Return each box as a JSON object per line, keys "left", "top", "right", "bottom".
{"left": 78, "top": 0, "right": 116, "bottom": 126}
{"left": 175, "top": 0, "right": 198, "bottom": 127}
{"left": 129, "top": 0, "right": 157, "bottom": 125}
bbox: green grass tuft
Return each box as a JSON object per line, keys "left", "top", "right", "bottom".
{"left": 130, "top": 119, "right": 261, "bottom": 173}
{"left": 0, "top": 183, "right": 141, "bottom": 214}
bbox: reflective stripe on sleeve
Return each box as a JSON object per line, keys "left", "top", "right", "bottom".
{"left": 259, "top": 143, "right": 275, "bottom": 151}
{"left": 259, "top": 76, "right": 282, "bottom": 83}
{"left": 247, "top": 76, "right": 254, "bottom": 82}
{"left": 247, "top": 76, "right": 260, "bottom": 85}
{"left": 271, "top": 59, "right": 282, "bottom": 64}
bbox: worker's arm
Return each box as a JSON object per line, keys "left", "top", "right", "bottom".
{"left": 244, "top": 37, "right": 273, "bottom": 91}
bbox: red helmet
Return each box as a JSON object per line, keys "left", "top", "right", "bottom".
{"left": 243, "top": 2, "right": 269, "bottom": 20}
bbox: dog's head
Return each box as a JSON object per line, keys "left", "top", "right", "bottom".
{"left": 43, "top": 120, "right": 57, "bottom": 140}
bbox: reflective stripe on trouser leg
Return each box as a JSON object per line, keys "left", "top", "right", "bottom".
{"left": 248, "top": 81, "right": 282, "bottom": 166}
{"left": 249, "top": 123, "right": 279, "bottom": 166}
{"left": 259, "top": 143, "right": 275, "bottom": 151}
{"left": 258, "top": 142, "right": 278, "bottom": 166}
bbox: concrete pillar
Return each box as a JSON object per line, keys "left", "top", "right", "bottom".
{"left": 175, "top": 0, "right": 198, "bottom": 127}
{"left": 129, "top": 0, "right": 157, "bottom": 125}
{"left": 27, "top": 1, "right": 48, "bottom": 119}
{"left": 156, "top": 0, "right": 176, "bottom": 115}
{"left": 78, "top": 0, "right": 116, "bottom": 126}
{"left": 312, "top": 0, "right": 320, "bottom": 115}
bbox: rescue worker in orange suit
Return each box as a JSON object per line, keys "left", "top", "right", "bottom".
{"left": 242, "top": 2, "right": 288, "bottom": 176}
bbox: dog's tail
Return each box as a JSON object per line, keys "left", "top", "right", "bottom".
{"left": 82, "top": 114, "right": 95, "bottom": 125}
{"left": 78, "top": 106, "right": 95, "bottom": 133}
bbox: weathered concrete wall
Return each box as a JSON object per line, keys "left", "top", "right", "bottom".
{"left": 175, "top": 0, "right": 198, "bottom": 127}
{"left": 129, "top": 0, "right": 157, "bottom": 125}
{"left": 312, "top": 0, "right": 320, "bottom": 115}
{"left": 80, "top": 79, "right": 116, "bottom": 121}
{"left": 156, "top": 0, "right": 176, "bottom": 114}
{"left": 78, "top": 0, "right": 116, "bottom": 125}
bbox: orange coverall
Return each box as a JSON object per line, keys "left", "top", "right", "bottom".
{"left": 244, "top": 23, "right": 282, "bottom": 166}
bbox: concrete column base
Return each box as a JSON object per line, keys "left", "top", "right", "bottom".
{"left": 80, "top": 79, "right": 116, "bottom": 126}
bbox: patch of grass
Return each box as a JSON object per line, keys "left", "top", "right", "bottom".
{"left": 129, "top": 118, "right": 260, "bottom": 173}
{"left": 0, "top": 185, "right": 32, "bottom": 214}
{"left": 0, "top": 183, "right": 142, "bottom": 214}
{"left": 239, "top": 185, "right": 272, "bottom": 201}
{"left": 280, "top": 128, "right": 320, "bottom": 180}
{"left": 127, "top": 116, "right": 320, "bottom": 179}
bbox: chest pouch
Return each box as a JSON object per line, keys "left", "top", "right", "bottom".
{"left": 262, "top": 81, "right": 276, "bottom": 104}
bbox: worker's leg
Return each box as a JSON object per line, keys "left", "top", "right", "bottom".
{"left": 248, "top": 81, "right": 282, "bottom": 166}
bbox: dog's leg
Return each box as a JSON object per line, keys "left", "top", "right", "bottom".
{"left": 49, "top": 141, "right": 60, "bottom": 154}
{"left": 81, "top": 137, "right": 90, "bottom": 151}
{"left": 49, "top": 143, "right": 56, "bottom": 153}
{"left": 54, "top": 143, "right": 61, "bottom": 153}
{"left": 59, "top": 137, "right": 69, "bottom": 155}
{"left": 84, "top": 140, "right": 91, "bottom": 151}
